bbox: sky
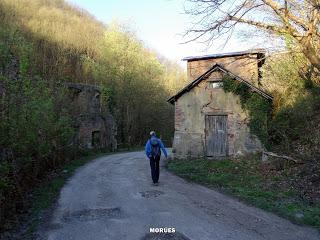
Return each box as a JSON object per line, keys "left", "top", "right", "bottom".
{"left": 67, "top": 0, "right": 262, "bottom": 64}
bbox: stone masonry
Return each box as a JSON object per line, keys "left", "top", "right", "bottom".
{"left": 65, "top": 83, "right": 117, "bottom": 150}
{"left": 168, "top": 50, "right": 271, "bottom": 158}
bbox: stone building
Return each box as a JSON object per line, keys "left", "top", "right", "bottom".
{"left": 65, "top": 83, "right": 117, "bottom": 150}
{"left": 168, "top": 49, "right": 272, "bottom": 158}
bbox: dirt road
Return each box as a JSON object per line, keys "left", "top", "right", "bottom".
{"left": 38, "top": 151, "right": 320, "bottom": 240}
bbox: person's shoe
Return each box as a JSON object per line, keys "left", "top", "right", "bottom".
{"left": 153, "top": 182, "right": 159, "bottom": 186}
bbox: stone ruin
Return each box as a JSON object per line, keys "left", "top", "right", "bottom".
{"left": 65, "top": 83, "right": 117, "bottom": 150}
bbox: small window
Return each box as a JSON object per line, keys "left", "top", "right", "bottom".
{"left": 208, "top": 81, "right": 223, "bottom": 89}
{"left": 94, "top": 93, "right": 100, "bottom": 100}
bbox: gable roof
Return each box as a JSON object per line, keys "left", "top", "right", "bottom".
{"left": 167, "top": 64, "right": 273, "bottom": 104}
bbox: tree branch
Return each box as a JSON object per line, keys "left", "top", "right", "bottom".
{"left": 262, "top": 0, "right": 308, "bottom": 31}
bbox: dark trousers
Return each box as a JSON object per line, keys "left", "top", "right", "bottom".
{"left": 149, "top": 155, "right": 160, "bottom": 183}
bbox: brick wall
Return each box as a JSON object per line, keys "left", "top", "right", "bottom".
{"left": 187, "top": 54, "right": 260, "bottom": 86}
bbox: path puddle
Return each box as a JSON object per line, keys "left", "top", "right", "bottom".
{"left": 62, "top": 207, "right": 121, "bottom": 222}
{"left": 192, "top": 200, "right": 222, "bottom": 217}
{"left": 141, "top": 232, "right": 191, "bottom": 240}
{"left": 140, "top": 190, "right": 164, "bottom": 198}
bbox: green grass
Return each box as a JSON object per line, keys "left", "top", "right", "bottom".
{"left": 166, "top": 156, "right": 320, "bottom": 228}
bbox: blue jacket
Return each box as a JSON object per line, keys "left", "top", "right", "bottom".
{"left": 145, "top": 137, "right": 168, "bottom": 158}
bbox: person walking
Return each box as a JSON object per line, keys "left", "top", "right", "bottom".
{"left": 145, "top": 131, "right": 168, "bottom": 186}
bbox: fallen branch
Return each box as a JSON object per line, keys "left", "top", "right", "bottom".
{"left": 262, "top": 151, "right": 301, "bottom": 164}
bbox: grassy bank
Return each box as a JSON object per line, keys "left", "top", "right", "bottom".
{"left": 166, "top": 155, "right": 320, "bottom": 228}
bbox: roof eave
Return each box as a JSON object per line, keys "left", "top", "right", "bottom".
{"left": 182, "top": 49, "right": 266, "bottom": 61}
{"left": 167, "top": 64, "right": 273, "bottom": 103}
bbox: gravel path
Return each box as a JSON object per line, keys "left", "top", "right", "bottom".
{"left": 38, "top": 151, "right": 320, "bottom": 240}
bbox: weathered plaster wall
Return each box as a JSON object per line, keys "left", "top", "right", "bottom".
{"left": 187, "top": 54, "right": 260, "bottom": 86}
{"left": 173, "top": 75, "right": 262, "bottom": 158}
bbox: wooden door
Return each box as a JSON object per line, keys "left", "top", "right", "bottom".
{"left": 205, "top": 115, "right": 227, "bottom": 157}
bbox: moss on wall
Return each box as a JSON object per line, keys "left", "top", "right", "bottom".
{"left": 222, "top": 75, "right": 272, "bottom": 147}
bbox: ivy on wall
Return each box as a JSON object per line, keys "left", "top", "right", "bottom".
{"left": 222, "top": 75, "right": 272, "bottom": 147}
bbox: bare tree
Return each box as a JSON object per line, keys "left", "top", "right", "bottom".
{"left": 184, "top": 0, "right": 320, "bottom": 71}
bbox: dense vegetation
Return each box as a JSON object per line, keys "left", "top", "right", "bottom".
{"left": 0, "top": 0, "right": 187, "bottom": 231}
{"left": 261, "top": 52, "right": 320, "bottom": 159}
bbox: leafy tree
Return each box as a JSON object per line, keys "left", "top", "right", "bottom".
{"left": 0, "top": 0, "right": 188, "bottom": 229}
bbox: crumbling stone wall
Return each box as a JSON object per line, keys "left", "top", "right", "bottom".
{"left": 65, "top": 83, "right": 117, "bottom": 150}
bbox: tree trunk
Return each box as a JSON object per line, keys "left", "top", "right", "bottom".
{"left": 299, "top": 36, "right": 320, "bottom": 73}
